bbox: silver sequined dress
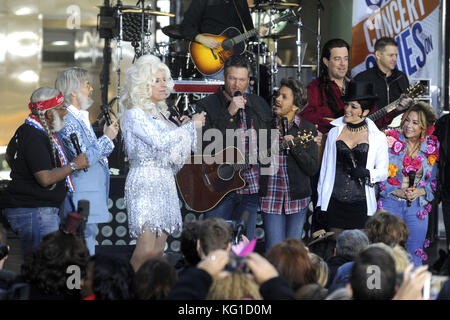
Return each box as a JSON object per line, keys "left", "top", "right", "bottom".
{"left": 121, "top": 106, "right": 197, "bottom": 239}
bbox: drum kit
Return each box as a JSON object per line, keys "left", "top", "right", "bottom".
{"left": 97, "top": 0, "right": 321, "bottom": 115}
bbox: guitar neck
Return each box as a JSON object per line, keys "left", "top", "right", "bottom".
{"left": 368, "top": 99, "right": 399, "bottom": 123}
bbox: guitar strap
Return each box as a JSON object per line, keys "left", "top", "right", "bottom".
{"left": 231, "top": 0, "right": 248, "bottom": 33}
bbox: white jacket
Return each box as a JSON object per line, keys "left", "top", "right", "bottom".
{"left": 317, "top": 117, "right": 389, "bottom": 216}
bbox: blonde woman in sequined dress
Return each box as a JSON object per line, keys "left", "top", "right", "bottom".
{"left": 120, "top": 55, "right": 205, "bottom": 271}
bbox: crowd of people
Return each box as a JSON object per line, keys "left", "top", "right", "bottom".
{"left": 0, "top": 0, "right": 449, "bottom": 302}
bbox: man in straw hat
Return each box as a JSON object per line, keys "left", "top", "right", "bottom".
{"left": 0, "top": 87, "right": 89, "bottom": 254}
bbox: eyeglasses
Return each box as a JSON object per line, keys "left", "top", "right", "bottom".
{"left": 86, "top": 82, "right": 92, "bottom": 91}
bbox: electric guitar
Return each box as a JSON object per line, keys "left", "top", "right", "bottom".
{"left": 176, "top": 131, "right": 314, "bottom": 212}
{"left": 189, "top": 9, "right": 298, "bottom": 76}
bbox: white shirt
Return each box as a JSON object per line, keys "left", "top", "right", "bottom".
{"left": 68, "top": 104, "right": 91, "bottom": 130}
{"left": 316, "top": 117, "right": 389, "bottom": 216}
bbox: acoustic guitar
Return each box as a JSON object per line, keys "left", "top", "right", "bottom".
{"left": 176, "top": 131, "right": 314, "bottom": 212}
{"left": 189, "top": 9, "right": 298, "bottom": 76}
{"left": 317, "top": 82, "right": 425, "bottom": 164}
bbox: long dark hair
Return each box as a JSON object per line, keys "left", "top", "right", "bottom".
{"left": 318, "top": 39, "right": 350, "bottom": 116}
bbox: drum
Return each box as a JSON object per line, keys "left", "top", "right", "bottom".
{"left": 167, "top": 53, "right": 201, "bottom": 80}
{"left": 246, "top": 40, "right": 269, "bottom": 65}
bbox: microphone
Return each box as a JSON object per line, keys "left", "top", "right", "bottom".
{"left": 61, "top": 199, "right": 90, "bottom": 236}
{"left": 407, "top": 171, "right": 416, "bottom": 207}
{"left": 234, "top": 210, "right": 250, "bottom": 244}
{"left": 70, "top": 133, "right": 87, "bottom": 172}
{"left": 101, "top": 103, "right": 113, "bottom": 126}
{"left": 234, "top": 90, "right": 244, "bottom": 121}
{"left": 222, "top": 38, "right": 235, "bottom": 51}
{"left": 281, "top": 117, "right": 290, "bottom": 151}
{"left": 348, "top": 152, "right": 364, "bottom": 187}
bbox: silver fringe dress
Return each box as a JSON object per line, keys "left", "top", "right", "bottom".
{"left": 121, "top": 106, "right": 197, "bottom": 239}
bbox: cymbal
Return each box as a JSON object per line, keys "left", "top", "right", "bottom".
{"left": 262, "top": 34, "right": 296, "bottom": 40}
{"left": 162, "top": 24, "right": 185, "bottom": 40}
{"left": 121, "top": 6, "right": 175, "bottom": 17}
{"left": 250, "top": 2, "right": 299, "bottom": 11}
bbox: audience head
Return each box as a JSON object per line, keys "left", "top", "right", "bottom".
{"left": 309, "top": 252, "right": 329, "bottom": 288}
{"left": 335, "top": 229, "right": 369, "bottom": 260}
{"left": 349, "top": 246, "right": 397, "bottom": 300}
{"left": 295, "top": 283, "right": 328, "bottom": 300}
{"left": 180, "top": 220, "right": 201, "bottom": 267}
{"left": 55, "top": 67, "right": 93, "bottom": 110}
{"left": 207, "top": 272, "right": 262, "bottom": 300}
{"left": 81, "top": 254, "right": 136, "bottom": 300}
{"left": 135, "top": 257, "right": 177, "bottom": 300}
{"left": 197, "top": 217, "right": 231, "bottom": 258}
{"left": 21, "top": 230, "right": 90, "bottom": 298}
{"left": 266, "top": 238, "right": 317, "bottom": 291}
{"left": 365, "top": 210, "right": 410, "bottom": 248}
{"left": 0, "top": 224, "right": 9, "bottom": 269}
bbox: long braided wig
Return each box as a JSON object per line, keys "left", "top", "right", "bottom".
{"left": 318, "top": 39, "right": 350, "bottom": 117}
{"left": 29, "top": 87, "right": 61, "bottom": 168}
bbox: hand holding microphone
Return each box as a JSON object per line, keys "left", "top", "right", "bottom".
{"left": 228, "top": 91, "right": 246, "bottom": 118}
{"left": 407, "top": 171, "right": 416, "bottom": 207}
{"left": 70, "top": 133, "right": 89, "bottom": 172}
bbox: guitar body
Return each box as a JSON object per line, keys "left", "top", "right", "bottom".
{"left": 175, "top": 146, "right": 246, "bottom": 212}
{"left": 189, "top": 27, "right": 246, "bottom": 76}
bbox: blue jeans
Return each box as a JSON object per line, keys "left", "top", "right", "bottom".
{"left": 205, "top": 192, "right": 258, "bottom": 241}
{"left": 381, "top": 195, "right": 428, "bottom": 267}
{"left": 3, "top": 207, "right": 60, "bottom": 255}
{"left": 263, "top": 205, "right": 309, "bottom": 253}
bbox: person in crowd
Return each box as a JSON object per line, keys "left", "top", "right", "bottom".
{"left": 435, "top": 112, "right": 450, "bottom": 251}
{"left": 309, "top": 253, "right": 329, "bottom": 289}
{"left": 392, "top": 264, "right": 431, "bottom": 300}
{"left": 295, "top": 283, "right": 328, "bottom": 300}
{"left": 175, "top": 220, "right": 202, "bottom": 275}
{"left": 80, "top": 254, "right": 136, "bottom": 300}
{"left": 20, "top": 229, "right": 90, "bottom": 299}
{"left": 195, "top": 55, "right": 274, "bottom": 241}
{"left": 266, "top": 238, "right": 317, "bottom": 292}
{"left": 354, "top": 37, "right": 409, "bottom": 111}
{"left": 0, "top": 87, "right": 88, "bottom": 254}
{"left": 347, "top": 246, "right": 397, "bottom": 300}
{"left": 259, "top": 78, "right": 319, "bottom": 252}
{"left": 365, "top": 210, "right": 410, "bottom": 248}
{"left": 197, "top": 217, "right": 232, "bottom": 259}
{"left": 119, "top": 54, "right": 205, "bottom": 271}
{"left": 135, "top": 257, "right": 177, "bottom": 300}
{"left": 168, "top": 249, "right": 296, "bottom": 300}
{"left": 316, "top": 81, "right": 389, "bottom": 236}
{"left": 55, "top": 67, "right": 119, "bottom": 255}
{"left": 325, "top": 229, "right": 369, "bottom": 288}
{"left": 378, "top": 102, "right": 438, "bottom": 267}
{"left": 207, "top": 272, "right": 262, "bottom": 300}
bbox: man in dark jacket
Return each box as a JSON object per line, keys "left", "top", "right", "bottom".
{"left": 195, "top": 55, "right": 275, "bottom": 241}
{"left": 354, "top": 37, "right": 410, "bottom": 117}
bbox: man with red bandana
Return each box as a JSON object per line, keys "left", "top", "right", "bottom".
{"left": 0, "top": 87, "right": 88, "bottom": 254}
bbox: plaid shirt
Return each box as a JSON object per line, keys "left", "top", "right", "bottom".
{"left": 236, "top": 108, "right": 259, "bottom": 195}
{"left": 259, "top": 115, "right": 310, "bottom": 215}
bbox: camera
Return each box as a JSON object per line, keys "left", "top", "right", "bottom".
{"left": 224, "top": 253, "right": 251, "bottom": 273}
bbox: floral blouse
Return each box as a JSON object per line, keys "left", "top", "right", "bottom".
{"left": 378, "top": 127, "right": 439, "bottom": 212}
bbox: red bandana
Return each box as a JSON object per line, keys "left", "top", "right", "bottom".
{"left": 28, "top": 93, "right": 64, "bottom": 111}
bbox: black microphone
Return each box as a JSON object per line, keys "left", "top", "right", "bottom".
{"left": 234, "top": 210, "right": 250, "bottom": 244}
{"left": 407, "top": 171, "right": 416, "bottom": 207}
{"left": 281, "top": 117, "right": 290, "bottom": 151}
{"left": 70, "top": 133, "right": 87, "bottom": 172}
{"left": 234, "top": 90, "right": 244, "bottom": 121}
{"left": 348, "top": 152, "right": 364, "bottom": 187}
{"left": 102, "top": 103, "right": 113, "bottom": 126}
{"left": 222, "top": 38, "right": 235, "bottom": 51}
